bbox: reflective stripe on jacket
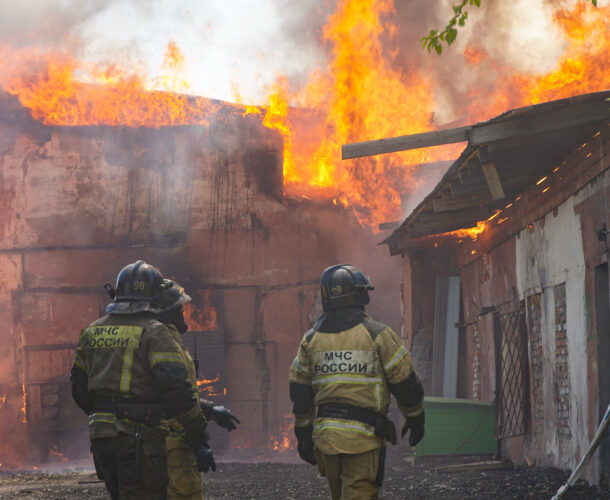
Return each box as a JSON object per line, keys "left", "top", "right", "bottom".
{"left": 72, "top": 313, "right": 205, "bottom": 440}
{"left": 289, "top": 309, "right": 422, "bottom": 455}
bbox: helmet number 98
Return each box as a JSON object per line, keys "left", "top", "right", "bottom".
{"left": 134, "top": 281, "right": 147, "bottom": 290}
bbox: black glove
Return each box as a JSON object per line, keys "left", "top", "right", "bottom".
{"left": 401, "top": 411, "right": 425, "bottom": 446}
{"left": 195, "top": 445, "right": 216, "bottom": 473}
{"left": 297, "top": 437, "right": 317, "bottom": 465}
{"left": 210, "top": 405, "right": 240, "bottom": 431}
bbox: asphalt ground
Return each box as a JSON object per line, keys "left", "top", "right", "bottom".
{"left": 0, "top": 454, "right": 608, "bottom": 499}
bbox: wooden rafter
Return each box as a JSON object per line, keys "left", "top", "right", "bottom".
{"left": 479, "top": 160, "right": 505, "bottom": 201}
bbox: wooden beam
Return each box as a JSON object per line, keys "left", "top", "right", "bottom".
{"left": 470, "top": 98, "right": 609, "bottom": 146}
{"left": 432, "top": 191, "right": 493, "bottom": 212}
{"left": 450, "top": 177, "right": 488, "bottom": 196}
{"left": 459, "top": 159, "right": 483, "bottom": 183}
{"left": 407, "top": 206, "right": 492, "bottom": 237}
{"left": 438, "top": 460, "right": 514, "bottom": 473}
{"left": 408, "top": 219, "right": 484, "bottom": 238}
{"left": 341, "top": 125, "right": 471, "bottom": 159}
{"left": 342, "top": 93, "right": 609, "bottom": 159}
{"left": 480, "top": 161, "right": 505, "bottom": 200}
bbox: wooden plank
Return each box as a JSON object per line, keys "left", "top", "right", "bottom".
{"left": 437, "top": 460, "right": 513, "bottom": 473}
{"left": 409, "top": 220, "right": 483, "bottom": 238}
{"left": 480, "top": 162, "right": 505, "bottom": 200}
{"left": 470, "top": 98, "right": 609, "bottom": 146}
{"left": 379, "top": 221, "right": 400, "bottom": 230}
{"left": 408, "top": 207, "right": 492, "bottom": 237}
{"left": 343, "top": 94, "right": 609, "bottom": 159}
{"left": 450, "top": 178, "right": 488, "bottom": 196}
{"left": 341, "top": 125, "right": 471, "bottom": 159}
{"left": 484, "top": 128, "right": 587, "bottom": 156}
{"left": 459, "top": 159, "right": 484, "bottom": 183}
{"left": 432, "top": 192, "right": 493, "bottom": 212}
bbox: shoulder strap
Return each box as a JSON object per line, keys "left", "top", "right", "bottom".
{"left": 361, "top": 316, "right": 387, "bottom": 340}
{"left": 305, "top": 328, "right": 316, "bottom": 343}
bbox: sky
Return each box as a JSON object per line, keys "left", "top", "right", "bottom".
{"left": 77, "top": 0, "right": 325, "bottom": 104}
{"left": 0, "top": 0, "right": 607, "bottom": 109}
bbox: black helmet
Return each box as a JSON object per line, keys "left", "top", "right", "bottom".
{"left": 106, "top": 260, "right": 191, "bottom": 314}
{"left": 320, "top": 264, "right": 374, "bottom": 311}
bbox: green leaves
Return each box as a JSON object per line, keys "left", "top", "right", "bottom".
{"left": 421, "top": 0, "right": 597, "bottom": 55}
{"left": 419, "top": 0, "right": 477, "bottom": 55}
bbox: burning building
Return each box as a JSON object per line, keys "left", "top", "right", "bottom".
{"left": 376, "top": 90, "right": 610, "bottom": 484}
{"left": 0, "top": 0, "right": 608, "bottom": 478}
{"left": 0, "top": 88, "right": 402, "bottom": 468}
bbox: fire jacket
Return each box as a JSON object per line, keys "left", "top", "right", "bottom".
{"left": 70, "top": 313, "right": 207, "bottom": 444}
{"left": 164, "top": 324, "right": 208, "bottom": 447}
{"left": 289, "top": 307, "right": 424, "bottom": 455}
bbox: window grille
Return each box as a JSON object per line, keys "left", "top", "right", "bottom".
{"left": 494, "top": 309, "right": 530, "bottom": 439}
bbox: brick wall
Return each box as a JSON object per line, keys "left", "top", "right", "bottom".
{"left": 527, "top": 292, "right": 544, "bottom": 436}
{"left": 0, "top": 94, "right": 404, "bottom": 464}
{"left": 554, "top": 283, "right": 571, "bottom": 439}
{"left": 471, "top": 323, "right": 481, "bottom": 400}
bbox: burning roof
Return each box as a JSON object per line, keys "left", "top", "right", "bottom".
{"left": 1, "top": 1, "right": 608, "bottom": 231}
{"left": 379, "top": 90, "right": 610, "bottom": 254}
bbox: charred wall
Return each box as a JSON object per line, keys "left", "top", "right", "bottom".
{"left": 0, "top": 92, "right": 402, "bottom": 466}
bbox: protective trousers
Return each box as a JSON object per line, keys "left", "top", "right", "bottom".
{"left": 315, "top": 447, "right": 382, "bottom": 500}
{"left": 166, "top": 435, "right": 204, "bottom": 500}
{"left": 91, "top": 431, "right": 168, "bottom": 500}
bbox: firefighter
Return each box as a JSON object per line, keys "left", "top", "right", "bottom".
{"left": 70, "top": 260, "right": 216, "bottom": 500}
{"left": 289, "top": 264, "right": 425, "bottom": 500}
{"left": 155, "top": 303, "right": 240, "bottom": 500}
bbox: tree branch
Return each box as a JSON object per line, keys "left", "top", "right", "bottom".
{"left": 421, "top": 0, "right": 598, "bottom": 55}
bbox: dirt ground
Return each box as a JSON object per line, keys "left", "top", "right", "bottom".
{"left": 0, "top": 453, "right": 608, "bottom": 499}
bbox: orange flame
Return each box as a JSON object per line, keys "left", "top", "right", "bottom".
{"left": 262, "top": 0, "right": 457, "bottom": 228}
{"left": 196, "top": 374, "right": 225, "bottom": 396}
{"left": 461, "top": 2, "right": 610, "bottom": 121}
{"left": 268, "top": 414, "right": 297, "bottom": 451}
{"left": 21, "top": 376, "right": 27, "bottom": 423}
{"left": 443, "top": 221, "right": 486, "bottom": 240}
{"left": 0, "top": 47, "right": 226, "bottom": 128}
{"left": 158, "top": 40, "right": 190, "bottom": 93}
{"left": 0, "top": 1, "right": 607, "bottom": 231}
{"left": 183, "top": 289, "right": 219, "bottom": 332}
{"left": 196, "top": 375, "right": 220, "bottom": 388}
{"left": 49, "top": 445, "right": 69, "bottom": 462}
{"left": 262, "top": 0, "right": 609, "bottom": 230}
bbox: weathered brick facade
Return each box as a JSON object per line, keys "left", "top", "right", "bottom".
{"left": 554, "top": 283, "right": 571, "bottom": 439}
{"left": 0, "top": 92, "right": 403, "bottom": 466}
{"left": 527, "top": 292, "right": 544, "bottom": 436}
{"left": 471, "top": 323, "right": 481, "bottom": 400}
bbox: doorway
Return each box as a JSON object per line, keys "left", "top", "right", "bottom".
{"left": 594, "top": 263, "right": 609, "bottom": 482}
{"left": 432, "top": 276, "right": 461, "bottom": 398}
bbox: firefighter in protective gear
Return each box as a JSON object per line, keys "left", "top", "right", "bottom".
{"left": 289, "top": 264, "right": 425, "bottom": 500}
{"left": 156, "top": 303, "right": 240, "bottom": 500}
{"left": 70, "top": 260, "right": 213, "bottom": 500}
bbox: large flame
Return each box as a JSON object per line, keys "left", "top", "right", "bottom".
{"left": 0, "top": 1, "right": 608, "bottom": 229}
{"left": 0, "top": 46, "right": 226, "bottom": 128}
{"left": 263, "top": 0, "right": 448, "bottom": 227}
{"left": 459, "top": 2, "right": 610, "bottom": 121}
